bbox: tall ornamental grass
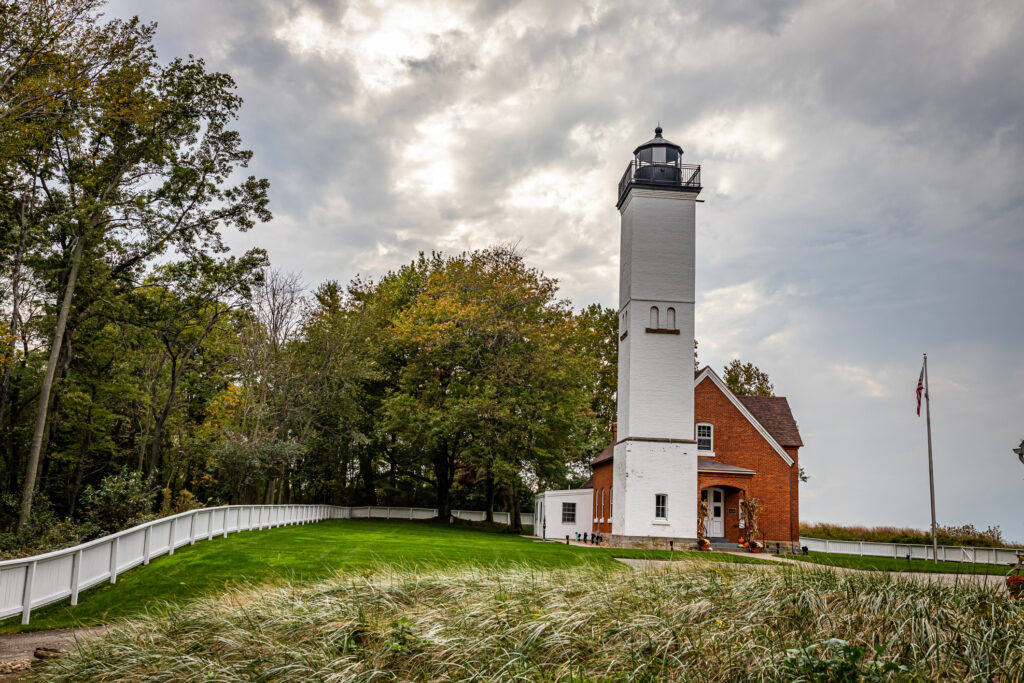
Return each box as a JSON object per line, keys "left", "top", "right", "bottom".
{"left": 32, "top": 561, "right": 1023, "bottom": 681}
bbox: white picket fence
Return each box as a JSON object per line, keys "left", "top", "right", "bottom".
{"left": 0, "top": 504, "right": 533, "bottom": 625}
{"left": 801, "top": 537, "right": 1023, "bottom": 566}
{"left": 345, "top": 506, "right": 534, "bottom": 527}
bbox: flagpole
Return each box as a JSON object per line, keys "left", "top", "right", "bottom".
{"left": 924, "top": 353, "right": 938, "bottom": 564}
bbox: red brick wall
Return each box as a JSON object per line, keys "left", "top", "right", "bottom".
{"left": 695, "top": 379, "right": 799, "bottom": 544}
{"left": 591, "top": 459, "right": 613, "bottom": 534}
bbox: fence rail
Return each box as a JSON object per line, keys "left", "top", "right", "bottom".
{"left": 1, "top": 504, "right": 533, "bottom": 625}
{"left": 345, "top": 506, "right": 533, "bottom": 527}
{"left": 800, "top": 537, "right": 1023, "bottom": 566}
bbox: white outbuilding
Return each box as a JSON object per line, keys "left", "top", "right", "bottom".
{"left": 534, "top": 489, "right": 593, "bottom": 542}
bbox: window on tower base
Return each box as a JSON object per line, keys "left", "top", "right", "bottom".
{"left": 655, "top": 494, "right": 667, "bottom": 520}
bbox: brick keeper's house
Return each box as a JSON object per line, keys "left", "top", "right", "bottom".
{"left": 587, "top": 366, "right": 803, "bottom": 549}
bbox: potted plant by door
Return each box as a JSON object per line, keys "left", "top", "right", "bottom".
{"left": 697, "top": 499, "right": 711, "bottom": 551}
{"left": 740, "top": 498, "right": 763, "bottom": 553}
{"left": 1007, "top": 553, "right": 1024, "bottom": 600}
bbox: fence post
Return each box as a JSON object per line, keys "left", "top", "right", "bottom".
{"left": 70, "top": 549, "right": 82, "bottom": 606}
{"left": 189, "top": 511, "right": 197, "bottom": 545}
{"left": 208, "top": 511, "right": 216, "bottom": 541}
{"left": 224, "top": 509, "right": 230, "bottom": 539}
{"left": 109, "top": 537, "right": 120, "bottom": 584}
{"left": 169, "top": 517, "right": 178, "bottom": 555}
{"left": 144, "top": 525, "right": 152, "bottom": 565}
{"left": 21, "top": 561, "right": 37, "bottom": 625}
{"left": 859, "top": 541, "right": 863, "bottom": 556}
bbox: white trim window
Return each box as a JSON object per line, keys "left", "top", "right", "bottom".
{"left": 649, "top": 306, "right": 659, "bottom": 328}
{"left": 562, "top": 502, "right": 576, "bottom": 524}
{"left": 654, "top": 494, "right": 667, "bottom": 519}
{"left": 697, "top": 423, "right": 713, "bottom": 453}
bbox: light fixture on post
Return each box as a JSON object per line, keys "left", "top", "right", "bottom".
{"left": 1013, "top": 439, "right": 1024, "bottom": 468}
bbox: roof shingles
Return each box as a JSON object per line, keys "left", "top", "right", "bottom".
{"left": 735, "top": 395, "right": 803, "bottom": 447}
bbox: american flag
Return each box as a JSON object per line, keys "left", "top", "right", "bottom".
{"left": 916, "top": 365, "right": 925, "bottom": 416}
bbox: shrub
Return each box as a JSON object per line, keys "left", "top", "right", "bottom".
{"left": 0, "top": 494, "right": 100, "bottom": 560}
{"left": 158, "top": 488, "right": 205, "bottom": 517}
{"left": 80, "top": 471, "right": 156, "bottom": 537}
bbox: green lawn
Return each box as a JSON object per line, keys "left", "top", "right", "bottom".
{"left": 783, "top": 551, "right": 1014, "bottom": 575}
{"left": 2, "top": 519, "right": 767, "bottom": 633}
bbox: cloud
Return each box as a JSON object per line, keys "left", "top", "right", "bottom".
{"left": 831, "top": 364, "right": 889, "bottom": 399}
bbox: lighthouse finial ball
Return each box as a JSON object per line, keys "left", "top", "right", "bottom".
{"left": 655, "top": 125, "right": 663, "bottom": 137}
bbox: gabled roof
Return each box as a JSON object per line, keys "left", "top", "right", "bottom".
{"left": 695, "top": 366, "right": 797, "bottom": 467}
{"left": 737, "top": 395, "right": 803, "bottom": 447}
{"left": 591, "top": 443, "right": 614, "bottom": 466}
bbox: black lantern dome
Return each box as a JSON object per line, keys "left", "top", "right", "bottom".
{"left": 633, "top": 125, "right": 683, "bottom": 159}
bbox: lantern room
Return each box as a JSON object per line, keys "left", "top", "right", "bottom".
{"left": 616, "top": 126, "right": 701, "bottom": 207}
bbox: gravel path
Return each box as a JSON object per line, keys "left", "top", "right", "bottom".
{"left": 0, "top": 626, "right": 108, "bottom": 679}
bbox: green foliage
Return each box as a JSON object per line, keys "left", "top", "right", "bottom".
{"left": 0, "top": 494, "right": 98, "bottom": 560}
{"left": 1, "top": 0, "right": 271, "bottom": 529}
{"left": 723, "top": 359, "right": 774, "bottom": 396}
{"left": 157, "top": 488, "right": 202, "bottom": 516}
{"left": 782, "top": 639, "right": 907, "bottom": 681}
{"left": 80, "top": 471, "right": 156, "bottom": 536}
{"left": 0, "top": 0, "right": 624, "bottom": 550}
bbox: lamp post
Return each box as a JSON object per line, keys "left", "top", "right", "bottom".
{"left": 1013, "top": 439, "right": 1024, "bottom": 468}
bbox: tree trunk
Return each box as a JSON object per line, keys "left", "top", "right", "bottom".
{"left": 387, "top": 458, "right": 397, "bottom": 506}
{"left": 510, "top": 479, "right": 522, "bottom": 533}
{"left": 358, "top": 450, "right": 377, "bottom": 505}
{"left": 68, "top": 403, "right": 93, "bottom": 518}
{"left": 147, "top": 355, "right": 178, "bottom": 478}
{"left": 18, "top": 233, "right": 85, "bottom": 531}
{"left": 0, "top": 197, "right": 29, "bottom": 438}
{"left": 433, "top": 438, "right": 457, "bottom": 519}
{"left": 147, "top": 312, "right": 223, "bottom": 478}
{"left": 484, "top": 463, "right": 495, "bottom": 523}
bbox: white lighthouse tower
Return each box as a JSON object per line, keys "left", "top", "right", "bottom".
{"left": 610, "top": 127, "right": 701, "bottom": 546}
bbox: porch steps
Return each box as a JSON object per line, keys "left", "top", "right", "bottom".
{"left": 706, "top": 539, "right": 762, "bottom": 555}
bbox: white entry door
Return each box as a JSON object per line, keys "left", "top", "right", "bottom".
{"left": 702, "top": 488, "right": 725, "bottom": 537}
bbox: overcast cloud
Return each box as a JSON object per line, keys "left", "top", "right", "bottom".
{"left": 108, "top": 0, "right": 1024, "bottom": 540}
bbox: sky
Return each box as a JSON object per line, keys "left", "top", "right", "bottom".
{"left": 107, "top": 0, "right": 1024, "bottom": 542}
